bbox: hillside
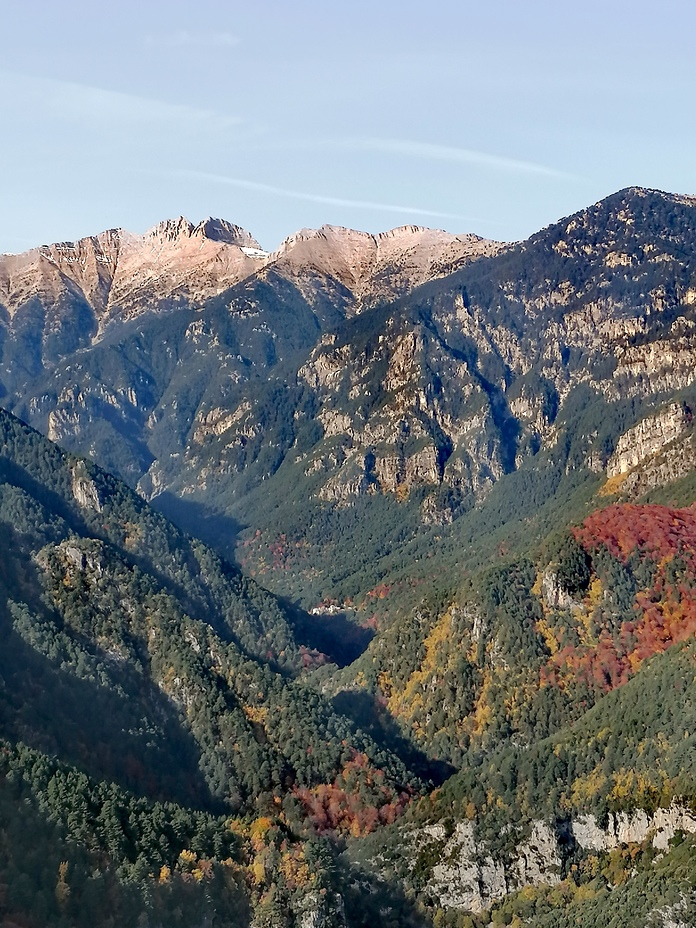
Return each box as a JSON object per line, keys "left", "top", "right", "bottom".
{"left": 0, "top": 407, "right": 435, "bottom": 926}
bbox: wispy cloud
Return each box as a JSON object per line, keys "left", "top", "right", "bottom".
{"left": 143, "top": 30, "right": 240, "bottom": 49}
{"left": 175, "top": 170, "right": 472, "bottom": 221}
{"left": 344, "top": 138, "right": 583, "bottom": 181}
{"left": 0, "top": 70, "right": 241, "bottom": 131}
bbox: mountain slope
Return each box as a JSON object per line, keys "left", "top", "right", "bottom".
{"left": 3, "top": 407, "right": 696, "bottom": 927}
{"left": 0, "top": 404, "right": 446, "bottom": 925}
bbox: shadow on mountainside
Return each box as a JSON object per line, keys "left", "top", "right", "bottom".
{"left": 283, "top": 600, "right": 376, "bottom": 668}
{"left": 331, "top": 688, "right": 455, "bottom": 787}
{"left": 0, "top": 558, "right": 216, "bottom": 811}
{"left": 149, "top": 492, "right": 245, "bottom": 562}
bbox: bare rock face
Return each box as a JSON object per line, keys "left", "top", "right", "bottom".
{"left": 427, "top": 822, "right": 508, "bottom": 912}
{"left": 613, "top": 430, "right": 696, "bottom": 499}
{"left": 513, "top": 821, "right": 563, "bottom": 887}
{"left": 103, "top": 218, "right": 268, "bottom": 323}
{"left": 296, "top": 892, "right": 346, "bottom": 928}
{"left": 607, "top": 403, "right": 692, "bottom": 477}
{"left": 47, "top": 538, "right": 105, "bottom": 579}
{"left": 0, "top": 217, "right": 268, "bottom": 325}
{"left": 382, "top": 819, "right": 561, "bottom": 915}
{"left": 272, "top": 224, "right": 504, "bottom": 314}
{"left": 571, "top": 804, "right": 696, "bottom": 852}
{"left": 0, "top": 217, "right": 270, "bottom": 403}
{"left": 0, "top": 219, "right": 500, "bottom": 347}
{"left": 381, "top": 805, "right": 696, "bottom": 918}
{"left": 540, "top": 570, "right": 579, "bottom": 611}
{"left": 71, "top": 462, "right": 102, "bottom": 512}
{"left": 298, "top": 316, "right": 504, "bottom": 507}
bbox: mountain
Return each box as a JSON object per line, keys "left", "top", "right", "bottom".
{"left": 0, "top": 216, "right": 265, "bottom": 330}
{"left": 3, "top": 188, "right": 696, "bottom": 569}
{"left": 268, "top": 223, "right": 502, "bottom": 311}
{"left": 0, "top": 216, "right": 499, "bottom": 492}
{"left": 0, "top": 215, "right": 496, "bottom": 379}
{"left": 2, "top": 188, "right": 696, "bottom": 926}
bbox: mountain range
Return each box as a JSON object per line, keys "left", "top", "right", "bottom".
{"left": 1, "top": 187, "right": 696, "bottom": 927}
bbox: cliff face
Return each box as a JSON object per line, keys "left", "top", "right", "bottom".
{"left": 0, "top": 217, "right": 266, "bottom": 323}
{"left": 279, "top": 188, "right": 696, "bottom": 517}
{"left": 606, "top": 403, "right": 692, "bottom": 477}
{"left": 370, "top": 805, "right": 696, "bottom": 916}
{"left": 269, "top": 223, "right": 503, "bottom": 314}
{"left": 0, "top": 218, "right": 495, "bottom": 385}
{"left": 400, "top": 819, "right": 561, "bottom": 913}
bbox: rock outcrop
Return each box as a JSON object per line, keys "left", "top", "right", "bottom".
{"left": 271, "top": 223, "right": 504, "bottom": 313}
{"left": 607, "top": 403, "right": 692, "bottom": 477}
{"left": 615, "top": 429, "right": 696, "bottom": 499}
{"left": 71, "top": 462, "right": 103, "bottom": 512}
{"left": 572, "top": 804, "right": 696, "bottom": 853}
{"left": 379, "top": 804, "right": 696, "bottom": 917}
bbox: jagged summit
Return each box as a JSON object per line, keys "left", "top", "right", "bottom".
{"left": 195, "top": 217, "right": 262, "bottom": 248}
{"left": 147, "top": 215, "right": 197, "bottom": 242}
{"left": 0, "top": 215, "right": 270, "bottom": 327}
{"left": 269, "top": 221, "right": 503, "bottom": 304}
{"left": 146, "top": 215, "right": 263, "bottom": 249}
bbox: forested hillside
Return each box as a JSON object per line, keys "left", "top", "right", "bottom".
{"left": 0, "top": 408, "right": 430, "bottom": 926}
{"left": 2, "top": 403, "right": 696, "bottom": 926}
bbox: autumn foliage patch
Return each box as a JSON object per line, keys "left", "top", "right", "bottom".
{"left": 542, "top": 504, "right": 696, "bottom": 694}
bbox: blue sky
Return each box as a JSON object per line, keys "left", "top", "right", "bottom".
{"left": 1, "top": 0, "right": 695, "bottom": 252}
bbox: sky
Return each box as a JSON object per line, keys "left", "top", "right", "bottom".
{"left": 1, "top": 0, "right": 695, "bottom": 253}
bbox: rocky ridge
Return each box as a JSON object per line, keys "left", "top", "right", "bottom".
{"left": 0, "top": 216, "right": 266, "bottom": 325}
{"left": 284, "top": 188, "right": 696, "bottom": 518}
{"left": 606, "top": 402, "right": 692, "bottom": 478}
{"left": 269, "top": 223, "right": 503, "bottom": 313}
{"left": 0, "top": 217, "right": 496, "bottom": 343}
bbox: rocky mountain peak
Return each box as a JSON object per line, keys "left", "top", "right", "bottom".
{"left": 268, "top": 222, "right": 504, "bottom": 310}
{"left": 193, "top": 217, "right": 262, "bottom": 249}
{"left": 144, "top": 215, "right": 264, "bottom": 252}
{"left": 146, "top": 216, "right": 196, "bottom": 242}
{"left": 376, "top": 224, "right": 435, "bottom": 239}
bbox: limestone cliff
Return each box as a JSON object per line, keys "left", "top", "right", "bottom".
{"left": 607, "top": 403, "right": 692, "bottom": 477}
{"left": 372, "top": 804, "right": 696, "bottom": 917}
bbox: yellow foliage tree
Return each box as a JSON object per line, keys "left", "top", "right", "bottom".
{"left": 55, "top": 861, "right": 70, "bottom": 911}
